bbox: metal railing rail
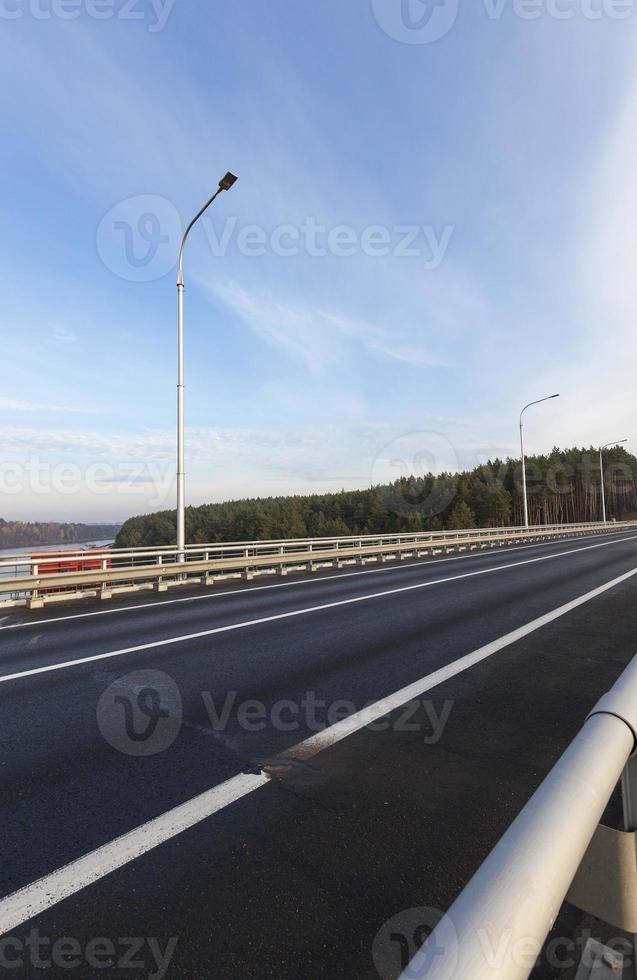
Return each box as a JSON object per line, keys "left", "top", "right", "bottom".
{"left": 0, "top": 521, "right": 634, "bottom": 608}
{"left": 399, "top": 656, "right": 637, "bottom": 980}
{"left": 0, "top": 520, "right": 630, "bottom": 570}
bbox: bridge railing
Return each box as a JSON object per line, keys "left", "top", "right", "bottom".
{"left": 400, "top": 656, "right": 637, "bottom": 980}
{"left": 0, "top": 521, "right": 634, "bottom": 609}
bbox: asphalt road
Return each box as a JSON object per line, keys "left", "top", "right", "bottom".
{"left": 2, "top": 527, "right": 637, "bottom": 979}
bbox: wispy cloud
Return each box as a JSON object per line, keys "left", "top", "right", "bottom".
{"left": 0, "top": 421, "right": 492, "bottom": 523}
{"left": 368, "top": 343, "right": 448, "bottom": 368}
{"left": 50, "top": 325, "right": 78, "bottom": 347}
{"left": 540, "top": 58, "right": 637, "bottom": 451}
{"left": 0, "top": 398, "right": 104, "bottom": 415}
{"left": 0, "top": 420, "right": 487, "bottom": 480}
{"left": 2, "top": 8, "right": 636, "bottom": 521}
{"left": 207, "top": 278, "right": 446, "bottom": 373}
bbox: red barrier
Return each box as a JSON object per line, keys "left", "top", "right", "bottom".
{"left": 32, "top": 549, "right": 111, "bottom": 594}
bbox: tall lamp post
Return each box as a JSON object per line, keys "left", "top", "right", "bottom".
{"left": 519, "top": 394, "right": 560, "bottom": 528}
{"left": 176, "top": 171, "right": 238, "bottom": 559}
{"left": 600, "top": 440, "right": 628, "bottom": 524}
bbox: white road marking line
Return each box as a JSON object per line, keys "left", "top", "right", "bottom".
{"left": 1, "top": 529, "right": 632, "bottom": 632}
{"left": 0, "top": 771, "right": 270, "bottom": 937}
{"left": 286, "top": 566, "right": 637, "bottom": 757}
{"left": 2, "top": 533, "right": 637, "bottom": 686}
{"left": 1, "top": 564, "right": 635, "bottom": 936}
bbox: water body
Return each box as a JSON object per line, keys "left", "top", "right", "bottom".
{"left": 0, "top": 540, "right": 114, "bottom": 560}
{"left": 0, "top": 541, "right": 115, "bottom": 590}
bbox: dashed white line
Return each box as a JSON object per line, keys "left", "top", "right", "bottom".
{"left": 1, "top": 563, "right": 635, "bottom": 936}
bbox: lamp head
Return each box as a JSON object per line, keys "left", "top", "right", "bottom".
{"left": 219, "top": 172, "right": 238, "bottom": 191}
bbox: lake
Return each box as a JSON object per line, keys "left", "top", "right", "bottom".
{"left": 0, "top": 541, "right": 116, "bottom": 593}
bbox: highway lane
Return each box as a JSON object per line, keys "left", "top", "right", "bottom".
{"left": 1, "top": 528, "right": 636, "bottom": 676}
{"left": 2, "top": 527, "right": 637, "bottom": 977}
{"left": 0, "top": 528, "right": 631, "bottom": 638}
{"left": 10, "top": 585, "right": 632, "bottom": 980}
{"left": 2, "top": 531, "right": 637, "bottom": 876}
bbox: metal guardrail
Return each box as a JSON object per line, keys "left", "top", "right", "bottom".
{"left": 0, "top": 521, "right": 634, "bottom": 609}
{"left": 400, "top": 656, "right": 637, "bottom": 980}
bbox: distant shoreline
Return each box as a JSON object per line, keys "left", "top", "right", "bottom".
{"left": 0, "top": 539, "right": 116, "bottom": 559}
{"left": 0, "top": 520, "right": 121, "bottom": 551}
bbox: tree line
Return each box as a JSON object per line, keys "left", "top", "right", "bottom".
{"left": 115, "top": 446, "right": 637, "bottom": 549}
{"left": 0, "top": 520, "right": 121, "bottom": 550}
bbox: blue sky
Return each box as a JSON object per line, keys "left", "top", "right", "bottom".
{"left": 1, "top": 0, "right": 636, "bottom": 521}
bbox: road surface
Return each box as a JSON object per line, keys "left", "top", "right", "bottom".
{"left": 2, "top": 527, "right": 637, "bottom": 978}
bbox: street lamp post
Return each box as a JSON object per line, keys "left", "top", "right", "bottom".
{"left": 519, "top": 394, "right": 560, "bottom": 528}
{"left": 176, "top": 171, "right": 238, "bottom": 559}
{"left": 599, "top": 440, "right": 628, "bottom": 524}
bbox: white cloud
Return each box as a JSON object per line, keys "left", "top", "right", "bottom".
{"left": 50, "top": 324, "right": 78, "bottom": 347}
{"left": 0, "top": 418, "right": 489, "bottom": 478}
{"left": 537, "top": 58, "right": 637, "bottom": 453}
{"left": 0, "top": 398, "right": 103, "bottom": 415}
{"left": 0, "top": 424, "right": 562, "bottom": 525}
{"left": 368, "top": 343, "right": 448, "bottom": 368}
{"left": 206, "top": 278, "right": 446, "bottom": 373}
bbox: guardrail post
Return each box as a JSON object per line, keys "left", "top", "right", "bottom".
{"left": 242, "top": 548, "right": 255, "bottom": 581}
{"left": 622, "top": 756, "right": 637, "bottom": 978}
{"left": 155, "top": 555, "right": 168, "bottom": 593}
{"left": 27, "top": 563, "right": 44, "bottom": 609}
{"left": 621, "top": 754, "right": 637, "bottom": 831}
{"left": 99, "top": 558, "right": 112, "bottom": 600}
